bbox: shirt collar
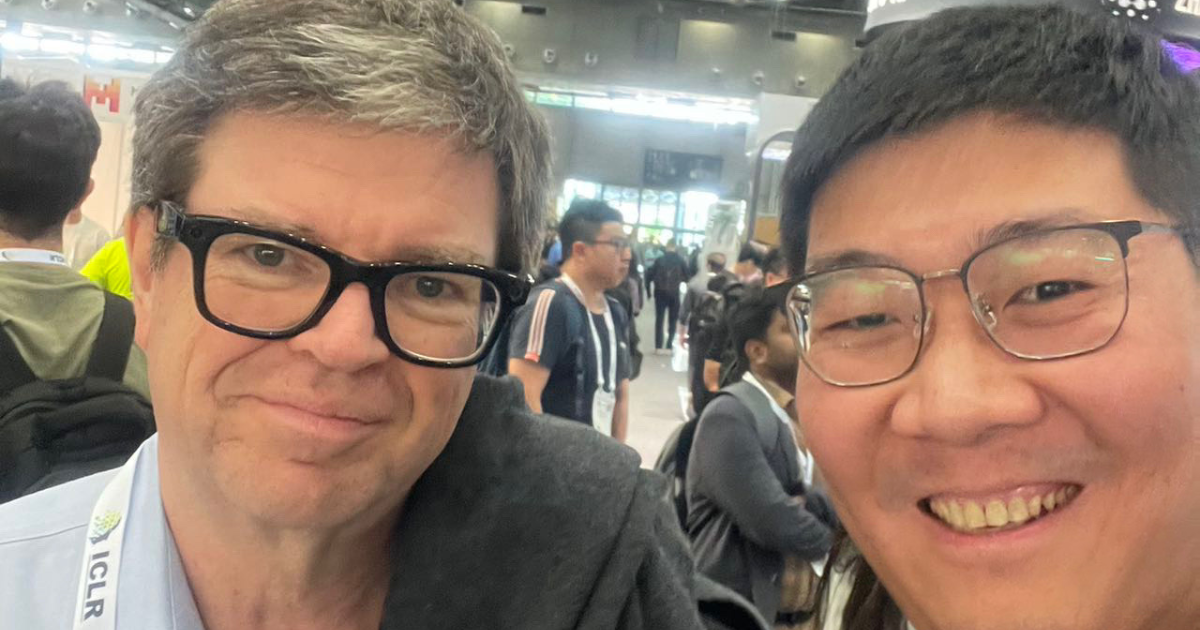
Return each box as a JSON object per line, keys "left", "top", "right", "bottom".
{"left": 742, "top": 371, "right": 794, "bottom": 411}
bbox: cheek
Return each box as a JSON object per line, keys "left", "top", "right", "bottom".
{"left": 145, "top": 276, "right": 267, "bottom": 434}
{"left": 401, "top": 365, "right": 474, "bottom": 433}
{"left": 800, "top": 371, "right": 889, "bottom": 505}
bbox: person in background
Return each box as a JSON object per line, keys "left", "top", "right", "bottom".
{"left": 647, "top": 238, "right": 689, "bottom": 352}
{"left": 687, "top": 244, "right": 702, "bottom": 280}
{"left": 607, "top": 249, "right": 644, "bottom": 381}
{"left": 734, "top": 242, "right": 765, "bottom": 286}
{"left": 537, "top": 225, "right": 562, "bottom": 283}
{"left": 761, "top": 247, "right": 787, "bottom": 288}
{"left": 62, "top": 208, "right": 110, "bottom": 271}
{"left": 686, "top": 273, "right": 737, "bottom": 417}
{"left": 687, "top": 285, "right": 836, "bottom": 628}
{"left": 0, "top": 2, "right": 761, "bottom": 628}
{"left": 81, "top": 233, "right": 132, "bottom": 299}
{"left": 680, "top": 251, "right": 734, "bottom": 347}
{"left": 781, "top": 6, "right": 1200, "bottom": 630}
{"left": 0, "top": 79, "right": 147, "bottom": 395}
{"left": 509, "top": 200, "right": 633, "bottom": 442}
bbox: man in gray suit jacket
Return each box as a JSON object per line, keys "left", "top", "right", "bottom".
{"left": 686, "top": 286, "right": 837, "bottom": 627}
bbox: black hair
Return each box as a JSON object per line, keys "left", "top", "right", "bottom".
{"left": 737, "top": 241, "right": 764, "bottom": 267}
{"left": 558, "top": 198, "right": 623, "bottom": 261}
{"left": 0, "top": 79, "right": 102, "bottom": 241}
{"left": 784, "top": 8, "right": 1200, "bottom": 630}
{"left": 762, "top": 246, "right": 785, "bottom": 277}
{"left": 780, "top": 5, "right": 1200, "bottom": 275}
{"left": 727, "top": 284, "right": 788, "bottom": 378}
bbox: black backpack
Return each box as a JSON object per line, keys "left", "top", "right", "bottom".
{"left": 0, "top": 292, "right": 155, "bottom": 504}
{"left": 656, "top": 380, "right": 779, "bottom": 530}
{"left": 688, "top": 290, "right": 725, "bottom": 338}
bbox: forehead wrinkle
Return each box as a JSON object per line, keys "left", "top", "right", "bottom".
{"left": 807, "top": 209, "right": 1092, "bottom": 276}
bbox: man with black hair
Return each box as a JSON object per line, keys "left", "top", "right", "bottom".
{"left": 0, "top": 79, "right": 147, "bottom": 395}
{"left": 647, "top": 238, "right": 689, "bottom": 352}
{"left": 509, "top": 199, "right": 633, "bottom": 441}
{"left": 779, "top": 6, "right": 1200, "bottom": 630}
{"left": 686, "top": 285, "right": 835, "bottom": 628}
{"left": 761, "top": 247, "right": 786, "bottom": 287}
{"left": 733, "top": 242, "right": 765, "bottom": 285}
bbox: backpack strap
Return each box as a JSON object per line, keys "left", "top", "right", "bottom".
{"left": 722, "top": 380, "right": 781, "bottom": 456}
{"left": 84, "top": 292, "right": 135, "bottom": 382}
{"left": 0, "top": 325, "right": 39, "bottom": 393}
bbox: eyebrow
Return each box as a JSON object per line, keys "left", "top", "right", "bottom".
{"left": 211, "top": 206, "right": 489, "bottom": 265}
{"left": 805, "top": 209, "right": 1089, "bottom": 276}
{"left": 973, "top": 210, "right": 1086, "bottom": 250}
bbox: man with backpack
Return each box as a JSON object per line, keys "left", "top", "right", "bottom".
{"left": 646, "top": 239, "right": 689, "bottom": 352}
{"left": 684, "top": 285, "right": 836, "bottom": 629}
{"left": 0, "top": 80, "right": 153, "bottom": 503}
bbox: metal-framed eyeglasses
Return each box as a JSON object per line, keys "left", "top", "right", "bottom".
{"left": 153, "top": 201, "right": 533, "bottom": 368}
{"left": 784, "top": 220, "right": 1183, "bottom": 387}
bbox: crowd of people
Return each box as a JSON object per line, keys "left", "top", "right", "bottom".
{"left": 0, "top": 1, "right": 1198, "bottom": 629}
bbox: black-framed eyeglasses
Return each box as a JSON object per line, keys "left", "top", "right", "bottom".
{"left": 153, "top": 201, "right": 533, "bottom": 368}
{"left": 784, "top": 220, "right": 1182, "bottom": 387}
{"left": 587, "top": 238, "right": 633, "bottom": 251}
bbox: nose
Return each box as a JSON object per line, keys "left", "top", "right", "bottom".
{"left": 888, "top": 287, "right": 1044, "bottom": 446}
{"left": 286, "top": 283, "right": 391, "bottom": 372}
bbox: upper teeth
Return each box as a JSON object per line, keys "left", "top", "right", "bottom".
{"left": 929, "top": 486, "right": 1079, "bottom": 533}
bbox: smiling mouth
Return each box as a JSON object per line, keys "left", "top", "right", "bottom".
{"left": 921, "top": 485, "right": 1083, "bottom": 534}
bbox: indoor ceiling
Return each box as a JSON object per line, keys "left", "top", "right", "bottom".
{"left": 127, "top": 0, "right": 865, "bottom": 27}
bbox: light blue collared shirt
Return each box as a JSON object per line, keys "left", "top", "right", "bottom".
{"left": 0, "top": 435, "right": 204, "bottom": 629}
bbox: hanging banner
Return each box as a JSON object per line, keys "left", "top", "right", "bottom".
{"left": 865, "top": 0, "right": 1200, "bottom": 43}
{"left": 0, "top": 57, "right": 149, "bottom": 121}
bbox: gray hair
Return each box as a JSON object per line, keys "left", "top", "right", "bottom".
{"left": 132, "top": 0, "right": 551, "bottom": 273}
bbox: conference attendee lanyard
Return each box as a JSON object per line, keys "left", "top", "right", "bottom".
{"left": 0, "top": 248, "right": 68, "bottom": 266}
{"left": 560, "top": 273, "right": 618, "bottom": 437}
{"left": 72, "top": 442, "right": 147, "bottom": 630}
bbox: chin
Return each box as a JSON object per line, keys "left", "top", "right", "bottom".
{"left": 217, "top": 454, "right": 393, "bottom": 529}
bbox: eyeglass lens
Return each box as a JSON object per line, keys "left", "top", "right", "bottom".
{"left": 202, "top": 232, "right": 501, "bottom": 361}
{"left": 790, "top": 227, "right": 1129, "bottom": 386}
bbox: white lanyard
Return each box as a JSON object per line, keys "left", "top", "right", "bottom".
{"left": 559, "top": 274, "right": 618, "bottom": 392}
{"left": 72, "top": 442, "right": 146, "bottom": 630}
{"left": 0, "top": 248, "right": 68, "bottom": 266}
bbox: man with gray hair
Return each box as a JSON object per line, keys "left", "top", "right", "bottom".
{"left": 0, "top": 1, "right": 761, "bottom": 628}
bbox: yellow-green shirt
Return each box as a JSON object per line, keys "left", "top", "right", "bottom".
{"left": 0, "top": 261, "right": 148, "bottom": 395}
{"left": 80, "top": 237, "right": 132, "bottom": 300}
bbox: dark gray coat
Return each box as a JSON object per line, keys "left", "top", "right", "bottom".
{"left": 380, "top": 374, "right": 767, "bottom": 630}
{"left": 684, "top": 380, "right": 836, "bottom": 623}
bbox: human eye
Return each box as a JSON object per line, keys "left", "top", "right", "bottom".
{"left": 397, "top": 273, "right": 475, "bottom": 304}
{"left": 1008, "top": 280, "right": 1093, "bottom": 305}
{"left": 414, "top": 276, "right": 450, "bottom": 300}
{"left": 826, "top": 312, "right": 896, "bottom": 332}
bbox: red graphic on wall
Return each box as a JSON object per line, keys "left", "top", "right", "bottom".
{"left": 83, "top": 77, "right": 121, "bottom": 114}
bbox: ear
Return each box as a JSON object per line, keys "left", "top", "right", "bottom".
{"left": 744, "top": 338, "right": 768, "bottom": 367}
{"left": 571, "top": 240, "right": 589, "bottom": 260}
{"left": 125, "top": 207, "right": 159, "bottom": 350}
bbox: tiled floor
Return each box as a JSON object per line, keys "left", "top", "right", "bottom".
{"left": 625, "top": 301, "right": 692, "bottom": 468}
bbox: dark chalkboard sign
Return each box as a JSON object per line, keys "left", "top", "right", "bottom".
{"left": 644, "top": 149, "right": 723, "bottom": 189}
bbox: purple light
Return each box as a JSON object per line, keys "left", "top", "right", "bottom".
{"left": 1164, "top": 41, "right": 1200, "bottom": 74}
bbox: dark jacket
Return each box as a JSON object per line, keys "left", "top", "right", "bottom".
{"left": 648, "top": 251, "right": 690, "bottom": 297}
{"left": 381, "top": 374, "right": 768, "bottom": 630}
{"left": 684, "top": 380, "right": 836, "bottom": 623}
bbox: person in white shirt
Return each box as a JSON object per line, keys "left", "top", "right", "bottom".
{"left": 62, "top": 209, "right": 111, "bottom": 271}
{"left": 0, "top": 2, "right": 757, "bottom": 630}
